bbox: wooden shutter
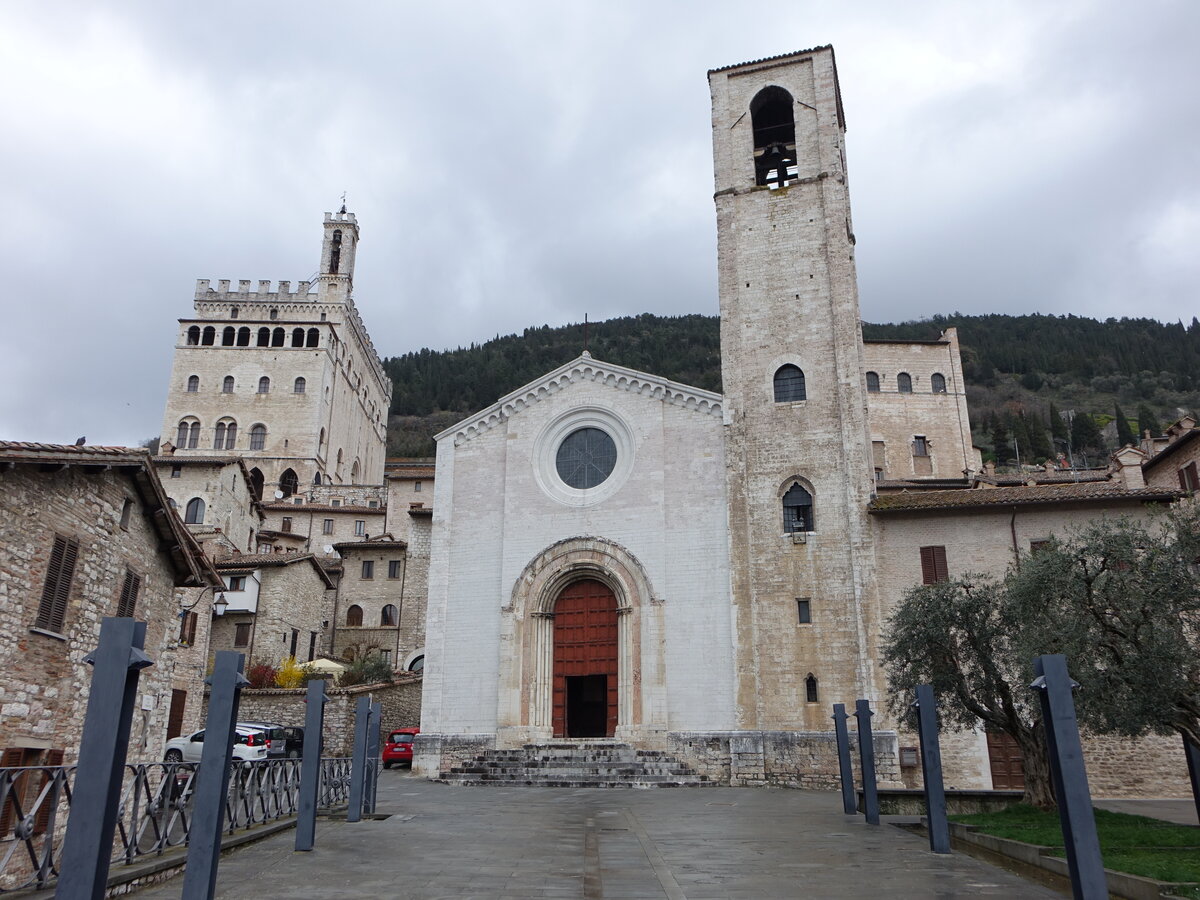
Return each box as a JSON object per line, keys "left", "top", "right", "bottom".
{"left": 178, "top": 611, "right": 197, "bottom": 646}
{"left": 920, "top": 546, "right": 949, "bottom": 584}
{"left": 33, "top": 749, "right": 64, "bottom": 834}
{"left": 166, "top": 690, "right": 187, "bottom": 740}
{"left": 116, "top": 569, "right": 141, "bottom": 618}
{"left": 35, "top": 536, "right": 79, "bottom": 632}
{"left": 1, "top": 747, "right": 35, "bottom": 837}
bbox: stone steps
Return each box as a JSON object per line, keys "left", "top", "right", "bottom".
{"left": 438, "top": 741, "right": 712, "bottom": 788}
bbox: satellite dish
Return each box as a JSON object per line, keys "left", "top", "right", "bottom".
{"left": 323, "top": 545, "right": 335, "bottom": 554}
{"left": 273, "top": 490, "right": 285, "bottom": 499}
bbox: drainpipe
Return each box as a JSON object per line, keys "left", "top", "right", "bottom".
{"left": 1009, "top": 507, "right": 1020, "bottom": 567}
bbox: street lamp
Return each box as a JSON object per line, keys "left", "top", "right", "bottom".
{"left": 181, "top": 584, "right": 229, "bottom": 618}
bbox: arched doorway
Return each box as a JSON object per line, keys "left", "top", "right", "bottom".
{"left": 552, "top": 579, "right": 617, "bottom": 738}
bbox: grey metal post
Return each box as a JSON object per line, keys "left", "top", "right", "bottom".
{"left": 347, "top": 695, "right": 370, "bottom": 823}
{"left": 295, "top": 679, "right": 328, "bottom": 851}
{"left": 832, "top": 704, "right": 856, "bottom": 815}
{"left": 58, "top": 618, "right": 151, "bottom": 900}
{"left": 914, "top": 685, "right": 950, "bottom": 854}
{"left": 854, "top": 699, "right": 880, "bottom": 825}
{"left": 1183, "top": 736, "right": 1200, "bottom": 824}
{"left": 364, "top": 700, "right": 381, "bottom": 815}
{"left": 182, "top": 651, "right": 248, "bottom": 900}
{"left": 1031, "top": 654, "right": 1107, "bottom": 900}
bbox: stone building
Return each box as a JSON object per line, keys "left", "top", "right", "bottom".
{"left": 414, "top": 46, "right": 1193, "bottom": 796}
{"left": 1142, "top": 415, "right": 1199, "bottom": 491}
{"left": 151, "top": 455, "right": 264, "bottom": 555}
{"left": 0, "top": 442, "right": 222, "bottom": 765}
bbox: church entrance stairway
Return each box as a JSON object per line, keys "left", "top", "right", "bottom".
{"left": 437, "top": 741, "right": 713, "bottom": 788}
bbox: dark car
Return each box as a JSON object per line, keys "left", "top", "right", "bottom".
{"left": 265, "top": 726, "right": 305, "bottom": 758}
{"left": 382, "top": 728, "right": 419, "bottom": 768}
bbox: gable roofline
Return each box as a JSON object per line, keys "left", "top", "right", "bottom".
{"left": 214, "top": 551, "right": 335, "bottom": 588}
{"left": 434, "top": 353, "right": 723, "bottom": 446}
{"left": 869, "top": 482, "right": 1182, "bottom": 514}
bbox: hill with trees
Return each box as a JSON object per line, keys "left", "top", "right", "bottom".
{"left": 381, "top": 313, "right": 1200, "bottom": 461}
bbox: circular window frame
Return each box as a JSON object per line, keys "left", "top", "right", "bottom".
{"left": 534, "top": 407, "right": 635, "bottom": 507}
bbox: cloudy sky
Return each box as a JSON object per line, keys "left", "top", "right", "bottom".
{"left": 2, "top": 1, "right": 1197, "bottom": 446}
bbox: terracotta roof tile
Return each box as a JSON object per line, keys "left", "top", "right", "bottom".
{"left": 708, "top": 46, "right": 832, "bottom": 74}
{"left": 1143, "top": 428, "right": 1200, "bottom": 471}
{"left": 870, "top": 483, "right": 1183, "bottom": 513}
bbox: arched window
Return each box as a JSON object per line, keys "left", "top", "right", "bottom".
{"left": 186, "top": 326, "right": 201, "bottom": 345}
{"left": 222, "top": 326, "right": 235, "bottom": 346}
{"left": 279, "top": 468, "right": 299, "bottom": 498}
{"left": 186, "top": 375, "right": 199, "bottom": 393}
{"left": 223, "top": 375, "right": 235, "bottom": 393}
{"left": 188, "top": 421, "right": 200, "bottom": 448}
{"left": 329, "top": 229, "right": 342, "bottom": 274}
{"left": 258, "top": 376, "right": 270, "bottom": 394}
{"left": 212, "top": 419, "right": 236, "bottom": 450}
{"left": 184, "top": 497, "right": 205, "bottom": 524}
{"left": 177, "top": 419, "right": 201, "bottom": 449}
{"left": 214, "top": 421, "right": 226, "bottom": 449}
{"left": 248, "top": 467, "right": 264, "bottom": 501}
{"left": 408, "top": 655, "right": 424, "bottom": 673}
{"left": 931, "top": 373, "right": 947, "bottom": 393}
{"left": 750, "top": 85, "right": 798, "bottom": 188}
{"left": 346, "top": 604, "right": 363, "bottom": 627}
{"left": 257, "top": 327, "right": 270, "bottom": 347}
{"left": 897, "top": 372, "right": 913, "bottom": 393}
{"left": 351, "top": 459, "right": 360, "bottom": 482}
{"left": 782, "top": 482, "right": 814, "bottom": 533}
{"left": 773, "top": 365, "right": 806, "bottom": 402}
{"left": 866, "top": 371, "right": 880, "bottom": 392}
{"left": 271, "top": 328, "right": 285, "bottom": 347}
{"left": 224, "top": 421, "right": 237, "bottom": 449}
{"left": 201, "top": 326, "right": 216, "bottom": 346}
{"left": 805, "top": 674, "right": 819, "bottom": 703}
{"left": 319, "top": 428, "right": 326, "bottom": 448}
{"left": 337, "top": 448, "right": 344, "bottom": 472}
{"left": 237, "top": 326, "right": 251, "bottom": 346}
{"left": 291, "top": 328, "right": 305, "bottom": 347}
{"left": 249, "top": 424, "right": 267, "bottom": 451}
{"left": 381, "top": 604, "right": 398, "bottom": 627}
{"left": 294, "top": 377, "right": 306, "bottom": 394}
{"left": 306, "top": 328, "right": 320, "bottom": 347}
{"left": 176, "top": 421, "right": 189, "bottom": 447}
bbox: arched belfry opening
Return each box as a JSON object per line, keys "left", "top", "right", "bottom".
{"left": 552, "top": 579, "right": 618, "bottom": 738}
{"left": 328, "top": 229, "right": 342, "bottom": 274}
{"left": 750, "top": 86, "right": 798, "bottom": 188}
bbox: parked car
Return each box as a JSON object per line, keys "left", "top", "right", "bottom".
{"left": 163, "top": 726, "right": 270, "bottom": 763}
{"left": 264, "top": 726, "right": 305, "bottom": 759}
{"left": 382, "top": 728, "right": 419, "bottom": 768}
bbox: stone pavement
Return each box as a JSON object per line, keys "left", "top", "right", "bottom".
{"left": 1094, "top": 797, "right": 1198, "bottom": 826}
{"left": 131, "top": 770, "right": 1066, "bottom": 899}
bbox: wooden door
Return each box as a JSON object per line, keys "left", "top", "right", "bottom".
{"left": 166, "top": 689, "right": 187, "bottom": 740}
{"left": 987, "top": 731, "right": 1026, "bottom": 790}
{"left": 552, "top": 580, "right": 618, "bottom": 738}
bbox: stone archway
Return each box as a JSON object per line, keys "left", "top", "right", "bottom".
{"left": 496, "top": 536, "right": 665, "bottom": 748}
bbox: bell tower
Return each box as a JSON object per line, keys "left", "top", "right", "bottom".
{"left": 317, "top": 208, "right": 360, "bottom": 304}
{"left": 709, "top": 47, "right": 879, "bottom": 730}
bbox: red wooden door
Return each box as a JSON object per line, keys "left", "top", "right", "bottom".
{"left": 552, "top": 579, "right": 618, "bottom": 738}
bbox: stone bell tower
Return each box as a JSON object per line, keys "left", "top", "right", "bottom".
{"left": 709, "top": 47, "right": 880, "bottom": 730}
{"left": 317, "top": 208, "right": 360, "bottom": 304}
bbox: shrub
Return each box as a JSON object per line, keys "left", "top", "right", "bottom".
{"left": 275, "top": 655, "right": 306, "bottom": 689}
{"left": 340, "top": 654, "right": 394, "bottom": 687}
{"left": 246, "top": 661, "right": 278, "bottom": 689}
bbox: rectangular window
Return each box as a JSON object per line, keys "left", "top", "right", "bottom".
{"left": 919, "top": 546, "right": 949, "bottom": 585}
{"left": 228, "top": 575, "right": 246, "bottom": 591}
{"left": 354, "top": 520, "right": 365, "bottom": 536}
{"left": 388, "top": 560, "right": 402, "bottom": 579}
{"left": 119, "top": 498, "right": 134, "bottom": 530}
{"left": 234, "top": 623, "right": 251, "bottom": 647}
{"left": 331, "top": 499, "right": 342, "bottom": 508}
{"left": 1180, "top": 462, "right": 1199, "bottom": 492}
{"left": 361, "top": 560, "right": 374, "bottom": 579}
{"left": 1029, "top": 540, "right": 1050, "bottom": 554}
{"left": 323, "top": 518, "right": 334, "bottom": 534}
{"left": 796, "top": 599, "right": 812, "bottom": 624}
{"left": 289, "top": 629, "right": 298, "bottom": 657}
{"left": 179, "top": 611, "right": 198, "bottom": 646}
{"left": 380, "top": 649, "right": 391, "bottom": 666}
{"left": 116, "top": 569, "right": 141, "bottom": 618}
{"left": 414, "top": 481, "right": 422, "bottom": 492}
{"left": 281, "top": 517, "right": 292, "bottom": 533}
{"left": 308, "top": 631, "right": 317, "bottom": 662}
{"left": 368, "top": 500, "right": 378, "bottom": 508}
{"left": 35, "top": 534, "right": 80, "bottom": 633}
{"left": 171, "top": 465, "right": 182, "bottom": 478}
{"left": 912, "top": 436, "right": 929, "bottom": 457}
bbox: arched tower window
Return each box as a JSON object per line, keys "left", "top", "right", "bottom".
{"left": 201, "top": 327, "right": 216, "bottom": 346}
{"left": 177, "top": 419, "right": 201, "bottom": 449}
{"left": 773, "top": 365, "right": 806, "bottom": 402}
{"left": 230, "top": 306, "right": 239, "bottom": 319}
{"left": 381, "top": 604, "right": 398, "bottom": 626}
{"left": 184, "top": 497, "right": 205, "bottom": 525}
{"left": 237, "top": 327, "right": 251, "bottom": 346}
{"left": 186, "top": 326, "right": 201, "bottom": 345}
{"left": 258, "top": 376, "right": 270, "bottom": 394}
{"left": 257, "top": 327, "right": 270, "bottom": 347}
{"left": 271, "top": 328, "right": 285, "bottom": 347}
{"left": 782, "top": 482, "right": 814, "bottom": 533}
{"left": 329, "top": 229, "right": 342, "bottom": 274}
{"left": 319, "top": 427, "right": 326, "bottom": 448}
{"left": 351, "top": 459, "right": 360, "bottom": 482}
{"left": 248, "top": 466, "right": 264, "bottom": 500}
{"left": 866, "top": 371, "right": 880, "bottom": 392}
{"left": 805, "top": 673, "right": 819, "bottom": 703}
{"left": 279, "top": 468, "right": 299, "bottom": 498}
{"left": 186, "top": 375, "right": 199, "bottom": 393}
{"left": 931, "top": 373, "right": 947, "bottom": 393}
{"left": 292, "top": 328, "right": 305, "bottom": 347}
{"left": 346, "top": 604, "right": 363, "bottom": 627}
{"left": 897, "top": 372, "right": 913, "bottom": 393}
{"left": 213, "top": 418, "right": 236, "bottom": 450}
{"left": 222, "top": 326, "right": 235, "bottom": 346}
{"left": 223, "top": 375, "right": 235, "bottom": 394}
{"left": 306, "top": 328, "right": 320, "bottom": 347}
{"left": 249, "top": 424, "right": 267, "bottom": 451}
{"left": 750, "top": 86, "right": 798, "bottom": 188}
{"left": 294, "top": 377, "right": 306, "bottom": 394}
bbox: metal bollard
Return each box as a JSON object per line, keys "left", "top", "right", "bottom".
{"left": 913, "top": 685, "right": 950, "bottom": 854}
{"left": 347, "top": 695, "right": 371, "bottom": 823}
{"left": 295, "top": 679, "right": 329, "bottom": 851}
{"left": 364, "top": 699, "right": 381, "bottom": 815}
{"left": 854, "top": 699, "right": 880, "bottom": 825}
{"left": 832, "top": 703, "right": 856, "bottom": 815}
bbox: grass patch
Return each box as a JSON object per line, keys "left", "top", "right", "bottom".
{"left": 950, "top": 804, "right": 1200, "bottom": 886}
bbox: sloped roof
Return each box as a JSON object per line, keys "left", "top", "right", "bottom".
{"left": 1143, "top": 427, "right": 1200, "bottom": 471}
{"left": 708, "top": 46, "right": 832, "bottom": 75}
{"left": 214, "top": 552, "right": 335, "bottom": 588}
{"left": 870, "top": 482, "right": 1182, "bottom": 513}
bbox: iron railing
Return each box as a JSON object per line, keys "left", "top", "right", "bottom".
{"left": 0, "top": 757, "right": 352, "bottom": 893}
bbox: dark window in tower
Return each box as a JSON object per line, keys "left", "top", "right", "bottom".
{"left": 186, "top": 326, "right": 201, "bottom": 345}
{"left": 222, "top": 327, "right": 235, "bottom": 346}
{"left": 237, "top": 327, "right": 251, "bottom": 346}
{"left": 381, "top": 604, "right": 397, "bottom": 626}
{"left": 866, "top": 371, "right": 880, "bottom": 392}
{"left": 223, "top": 375, "right": 235, "bottom": 393}
{"left": 805, "top": 674, "right": 819, "bottom": 703}
{"left": 750, "top": 86, "right": 798, "bottom": 188}
{"left": 279, "top": 468, "right": 299, "bottom": 498}
{"left": 257, "top": 327, "right": 270, "bottom": 347}
{"left": 201, "top": 327, "right": 216, "bottom": 346}
{"left": 188, "top": 421, "right": 200, "bottom": 448}
{"left": 248, "top": 465, "right": 265, "bottom": 499}
{"left": 306, "top": 328, "right": 320, "bottom": 347}
{"left": 782, "top": 482, "right": 814, "bottom": 533}
{"left": 230, "top": 306, "right": 239, "bottom": 319}
{"left": 184, "top": 497, "right": 205, "bottom": 524}
{"left": 258, "top": 376, "right": 270, "bottom": 394}
{"left": 897, "top": 372, "right": 913, "bottom": 393}
{"left": 292, "top": 328, "right": 305, "bottom": 347}
{"left": 186, "top": 375, "right": 199, "bottom": 393}
{"left": 329, "top": 229, "right": 342, "bottom": 274}
{"left": 271, "top": 328, "right": 285, "bottom": 347}
{"left": 346, "top": 604, "right": 363, "bottom": 627}
{"left": 931, "top": 373, "right": 947, "bottom": 393}
{"left": 294, "top": 377, "right": 306, "bottom": 394}
{"left": 773, "top": 365, "right": 806, "bottom": 402}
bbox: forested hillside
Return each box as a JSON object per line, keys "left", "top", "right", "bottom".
{"left": 382, "top": 313, "right": 1200, "bottom": 462}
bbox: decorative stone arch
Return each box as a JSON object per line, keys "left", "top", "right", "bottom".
{"left": 496, "top": 536, "right": 666, "bottom": 747}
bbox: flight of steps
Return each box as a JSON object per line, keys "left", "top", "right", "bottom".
{"left": 438, "top": 741, "right": 713, "bottom": 788}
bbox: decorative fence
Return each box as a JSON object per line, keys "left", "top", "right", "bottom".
{"left": 0, "top": 757, "right": 352, "bottom": 893}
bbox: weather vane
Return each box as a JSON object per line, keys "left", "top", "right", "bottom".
{"left": 339, "top": 191, "right": 348, "bottom": 213}
{"left": 583, "top": 314, "right": 589, "bottom": 354}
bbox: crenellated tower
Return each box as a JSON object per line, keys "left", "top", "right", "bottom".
{"left": 317, "top": 209, "right": 360, "bottom": 305}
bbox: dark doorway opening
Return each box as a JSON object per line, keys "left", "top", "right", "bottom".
{"left": 565, "top": 674, "right": 608, "bottom": 738}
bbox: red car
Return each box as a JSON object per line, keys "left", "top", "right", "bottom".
{"left": 382, "top": 728, "right": 419, "bottom": 768}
